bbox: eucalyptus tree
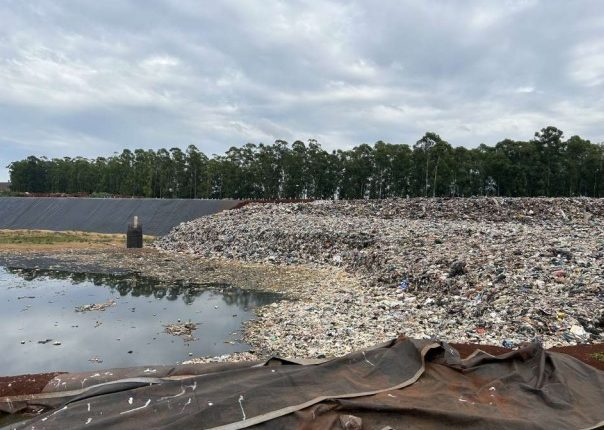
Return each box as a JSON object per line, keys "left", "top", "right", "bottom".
{"left": 585, "top": 142, "right": 604, "bottom": 197}
{"left": 371, "top": 141, "right": 394, "bottom": 198}
{"left": 70, "top": 157, "right": 97, "bottom": 194}
{"left": 414, "top": 132, "right": 437, "bottom": 197}
{"left": 168, "top": 148, "right": 188, "bottom": 198}
{"left": 186, "top": 145, "right": 208, "bottom": 198}
{"left": 8, "top": 157, "right": 47, "bottom": 192}
{"left": 282, "top": 140, "right": 308, "bottom": 198}
{"left": 450, "top": 147, "right": 472, "bottom": 196}
{"left": 48, "top": 157, "right": 71, "bottom": 193}
{"left": 337, "top": 144, "right": 374, "bottom": 199}
{"left": 305, "top": 140, "right": 339, "bottom": 199}
{"left": 8, "top": 127, "right": 604, "bottom": 199}
{"left": 533, "top": 126, "right": 565, "bottom": 196}
{"left": 413, "top": 132, "right": 451, "bottom": 197}
{"left": 132, "top": 149, "right": 155, "bottom": 197}
{"left": 390, "top": 143, "right": 413, "bottom": 197}
{"left": 155, "top": 148, "right": 173, "bottom": 198}
{"left": 254, "top": 143, "right": 281, "bottom": 198}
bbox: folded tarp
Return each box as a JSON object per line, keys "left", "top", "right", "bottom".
{"left": 3, "top": 337, "right": 603, "bottom": 429}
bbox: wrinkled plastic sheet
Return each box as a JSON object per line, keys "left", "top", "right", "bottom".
{"left": 0, "top": 197, "right": 240, "bottom": 235}
{"left": 1, "top": 337, "right": 603, "bottom": 430}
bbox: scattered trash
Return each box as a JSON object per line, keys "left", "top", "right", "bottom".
{"left": 182, "top": 351, "right": 258, "bottom": 364}
{"left": 550, "top": 248, "right": 572, "bottom": 260}
{"left": 502, "top": 340, "right": 514, "bottom": 349}
{"left": 165, "top": 322, "right": 198, "bottom": 341}
{"left": 570, "top": 325, "right": 587, "bottom": 337}
{"left": 155, "top": 198, "right": 604, "bottom": 356}
{"left": 75, "top": 299, "right": 116, "bottom": 312}
{"left": 448, "top": 261, "right": 466, "bottom": 278}
{"left": 339, "top": 414, "right": 363, "bottom": 430}
{"left": 2, "top": 198, "right": 601, "bottom": 365}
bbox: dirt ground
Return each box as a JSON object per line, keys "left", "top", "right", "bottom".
{"left": 0, "top": 229, "right": 156, "bottom": 251}
{"left": 452, "top": 343, "right": 604, "bottom": 371}
{"left": 0, "top": 372, "right": 63, "bottom": 397}
{"left": 1, "top": 343, "right": 602, "bottom": 399}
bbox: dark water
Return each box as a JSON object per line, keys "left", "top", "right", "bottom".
{"left": 0, "top": 267, "right": 278, "bottom": 375}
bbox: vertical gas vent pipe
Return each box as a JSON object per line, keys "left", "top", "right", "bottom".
{"left": 127, "top": 215, "right": 143, "bottom": 248}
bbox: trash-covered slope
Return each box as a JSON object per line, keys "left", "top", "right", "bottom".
{"left": 156, "top": 198, "right": 604, "bottom": 354}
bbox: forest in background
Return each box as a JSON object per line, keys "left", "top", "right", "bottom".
{"left": 7, "top": 126, "right": 604, "bottom": 199}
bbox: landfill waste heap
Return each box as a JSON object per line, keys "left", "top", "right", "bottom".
{"left": 156, "top": 198, "right": 604, "bottom": 356}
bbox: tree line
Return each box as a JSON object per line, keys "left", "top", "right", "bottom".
{"left": 8, "top": 126, "right": 604, "bottom": 199}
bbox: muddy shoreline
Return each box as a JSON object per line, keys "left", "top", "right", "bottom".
{"left": 0, "top": 247, "right": 354, "bottom": 364}
{"left": 0, "top": 247, "right": 335, "bottom": 297}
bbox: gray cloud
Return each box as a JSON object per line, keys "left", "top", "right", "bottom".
{"left": 1, "top": 0, "right": 603, "bottom": 181}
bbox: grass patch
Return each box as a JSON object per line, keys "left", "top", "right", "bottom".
{"left": 0, "top": 231, "right": 114, "bottom": 244}
{"left": 590, "top": 352, "right": 604, "bottom": 362}
{"left": 0, "top": 230, "right": 155, "bottom": 246}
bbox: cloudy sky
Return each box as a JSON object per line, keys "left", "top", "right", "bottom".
{"left": 1, "top": 0, "right": 603, "bottom": 181}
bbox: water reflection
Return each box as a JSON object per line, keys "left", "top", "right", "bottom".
{"left": 0, "top": 267, "right": 279, "bottom": 375}
{"left": 5, "top": 267, "right": 278, "bottom": 308}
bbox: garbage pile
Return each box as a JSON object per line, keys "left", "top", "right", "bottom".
{"left": 164, "top": 322, "right": 198, "bottom": 341}
{"left": 156, "top": 198, "right": 604, "bottom": 356}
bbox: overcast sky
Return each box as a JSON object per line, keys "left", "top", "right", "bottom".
{"left": 1, "top": 0, "right": 603, "bottom": 181}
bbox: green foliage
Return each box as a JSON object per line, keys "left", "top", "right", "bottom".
{"left": 8, "top": 127, "right": 604, "bottom": 198}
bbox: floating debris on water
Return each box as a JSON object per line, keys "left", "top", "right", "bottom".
{"left": 165, "top": 322, "right": 198, "bottom": 341}
{"left": 75, "top": 299, "right": 116, "bottom": 312}
{"left": 0, "top": 267, "right": 275, "bottom": 374}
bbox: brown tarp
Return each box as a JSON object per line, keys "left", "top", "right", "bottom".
{"left": 2, "top": 337, "right": 603, "bottom": 430}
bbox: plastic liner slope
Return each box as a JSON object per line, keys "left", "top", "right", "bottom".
{"left": 0, "top": 197, "right": 239, "bottom": 236}
{"left": 2, "top": 338, "right": 603, "bottom": 430}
